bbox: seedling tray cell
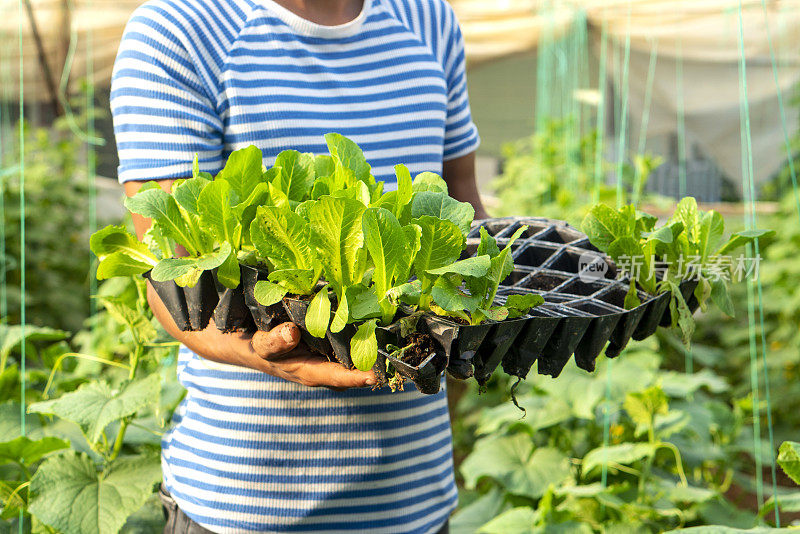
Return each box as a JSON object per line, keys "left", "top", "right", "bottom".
{"left": 423, "top": 315, "right": 492, "bottom": 380}
{"left": 568, "top": 300, "right": 623, "bottom": 372}
{"left": 501, "top": 309, "right": 561, "bottom": 379}
{"left": 241, "top": 265, "right": 287, "bottom": 331}
{"left": 473, "top": 317, "right": 528, "bottom": 385}
{"left": 143, "top": 271, "right": 191, "bottom": 331}
{"left": 282, "top": 297, "right": 336, "bottom": 358}
{"left": 213, "top": 267, "right": 255, "bottom": 333}
{"left": 142, "top": 269, "right": 216, "bottom": 332}
{"left": 184, "top": 271, "right": 218, "bottom": 331}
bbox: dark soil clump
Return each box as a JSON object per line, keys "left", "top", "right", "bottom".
{"left": 400, "top": 332, "right": 437, "bottom": 366}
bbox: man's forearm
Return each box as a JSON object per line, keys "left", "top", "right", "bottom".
{"left": 442, "top": 152, "right": 489, "bottom": 219}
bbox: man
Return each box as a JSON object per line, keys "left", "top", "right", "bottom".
{"left": 112, "top": 0, "right": 486, "bottom": 532}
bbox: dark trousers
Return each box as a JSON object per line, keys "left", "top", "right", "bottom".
{"left": 160, "top": 484, "right": 449, "bottom": 534}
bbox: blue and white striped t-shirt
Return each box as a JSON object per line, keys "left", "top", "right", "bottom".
{"left": 111, "top": 0, "right": 479, "bottom": 531}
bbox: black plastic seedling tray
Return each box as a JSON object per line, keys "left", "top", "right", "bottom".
{"left": 144, "top": 269, "right": 218, "bottom": 331}
{"left": 241, "top": 265, "right": 289, "bottom": 331}
{"left": 148, "top": 217, "right": 700, "bottom": 393}
{"left": 472, "top": 217, "right": 699, "bottom": 382}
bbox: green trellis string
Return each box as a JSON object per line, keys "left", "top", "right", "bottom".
{"left": 736, "top": 0, "right": 780, "bottom": 521}
{"left": 17, "top": 0, "right": 26, "bottom": 531}
{"left": 756, "top": 0, "right": 800, "bottom": 519}
{"left": 594, "top": 17, "right": 610, "bottom": 490}
{"left": 735, "top": 9, "right": 763, "bottom": 512}
{"left": 759, "top": 0, "right": 800, "bottom": 223}
{"left": 84, "top": 0, "right": 99, "bottom": 346}
{"left": 631, "top": 38, "right": 658, "bottom": 207}
{"left": 592, "top": 19, "right": 608, "bottom": 205}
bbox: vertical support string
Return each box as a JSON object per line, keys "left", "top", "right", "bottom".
{"left": 595, "top": 17, "right": 610, "bottom": 491}
{"left": 755, "top": 0, "right": 800, "bottom": 522}
{"left": 736, "top": 0, "right": 776, "bottom": 513}
{"left": 592, "top": 20, "right": 608, "bottom": 204}
{"left": 758, "top": 0, "right": 800, "bottom": 222}
{"left": 16, "top": 0, "right": 26, "bottom": 532}
{"left": 614, "top": 3, "right": 631, "bottom": 208}
{"left": 85, "top": 0, "right": 98, "bottom": 349}
{"left": 631, "top": 38, "right": 658, "bottom": 207}
{"left": 602, "top": 0, "right": 631, "bottom": 492}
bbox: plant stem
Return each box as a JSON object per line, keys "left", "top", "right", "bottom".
{"left": 660, "top": 442, "right": 689, "bottom": 487}
{"left": 109, "top": 343, "right": 143, "bottom": 461}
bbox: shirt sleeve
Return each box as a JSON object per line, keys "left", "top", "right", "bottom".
{"left": 110, "top": 3, "right": 224, "bottom": 182}
{"left": 440, "top": 3, "right": 480, "bottom": 161}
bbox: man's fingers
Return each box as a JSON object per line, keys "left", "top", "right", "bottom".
{"left": 276, "top": 357, "right": 377, "bottom": 389}
{"left": 251, "top": 322, "right": 301, "bottom": 359}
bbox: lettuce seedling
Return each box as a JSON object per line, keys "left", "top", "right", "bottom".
{"left": 90, "top": 225, "right": 159, "bottom": 280}
{"left": 423, "top": 226, "right": 543, "bottom": 325}
{"left": 582, "top": 197, "right": 774, "bottom": 345}
{"left": 249, "top": 204, "right": 323, "bottom": 305}
{"left": 306, "top": 195, "right": 369, "bottom": 336}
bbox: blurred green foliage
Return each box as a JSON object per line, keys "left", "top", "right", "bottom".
{"left": 2, "top": 115, "right": 93, "bottom": 332}
{"left": 490, "top": 119, "right": 664, "bottom": 225}
{"left": 0, "top": 276, "right": 178, "bottom": 533}
{"left": 457, "top": 125, "right": 800, "bottom": 531}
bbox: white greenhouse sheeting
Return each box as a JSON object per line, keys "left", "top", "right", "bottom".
{"left": 0, "top": 0, "right": 142, "bottom": 101}
{"left": 580, "top": 0, "right": 800, "bottom": 187}
{"left": 1, "top": 0, "right": 798, "bottom": 185}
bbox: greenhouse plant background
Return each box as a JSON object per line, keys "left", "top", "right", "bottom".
{"left": 1, "top": 0, "right": 800, "bottom": 532}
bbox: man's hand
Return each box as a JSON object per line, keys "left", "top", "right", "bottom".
{"left": 128, "top": 179, "right": 375, "bottom": 389}
{"left": 148, "top": 283, "right": 376, "bottom": 388}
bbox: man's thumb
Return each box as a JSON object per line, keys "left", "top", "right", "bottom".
{"left": 252, "top": 322, "right": 300, "bottom": 359}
